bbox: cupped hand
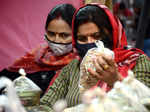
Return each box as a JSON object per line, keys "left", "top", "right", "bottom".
{"left": 88, "top": 53, "right": 122, "bottom": 87}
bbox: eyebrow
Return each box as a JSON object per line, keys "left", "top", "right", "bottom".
{"left": 47, "top": 30, "right": 71, "bottom": 34}
{"left": 77, "top": 32, "right": 100, "bottom": 36}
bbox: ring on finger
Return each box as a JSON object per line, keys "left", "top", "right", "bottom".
{"left": 103, "top": 64, "right": 109, "bottom": 70}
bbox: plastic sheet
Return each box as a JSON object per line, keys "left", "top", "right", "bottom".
{"left": 0, "top": 77, "right": 26, "bottom": 112}
{"left": 13, "top": 69, "right": 42, "bottom": 107}
{"left": 79, "top": 41, "right": 114, "bottom": 94}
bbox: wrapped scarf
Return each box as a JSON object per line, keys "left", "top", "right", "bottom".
{"left": 7, "top": 43, "right": 78, "bottom": 73}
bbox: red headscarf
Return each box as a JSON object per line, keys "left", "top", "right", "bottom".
{"left": 72, "top": 4, "right": 145, "bottom": 91}
{"left": 7, "top": 43, "right": 79, "bottom": 73}
{"left": 72, "top": 3, "right": 128, "bottom": 49}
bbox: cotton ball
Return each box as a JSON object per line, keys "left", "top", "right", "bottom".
{"left": 53, "top": 99, "right": 67, "bottom": 112}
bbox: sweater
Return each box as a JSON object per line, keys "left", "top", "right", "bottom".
{"left": 32, "top": 54, "right": 150, "bottom": 112}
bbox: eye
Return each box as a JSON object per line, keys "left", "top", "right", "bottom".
{"left": 77, "top": 35, "right": 87, "bottom": 42}
{"left": 47, "top": 31, "right": 55, "bottom": 37}
{"left": 60, "top": 33, "right": 71, "bottom": 39}
{"left": 92, "top": 32, "right": 101, "bottom": 40}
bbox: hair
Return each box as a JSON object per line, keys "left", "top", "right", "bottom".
{"left": 45, "top": 4, "right": 76, "bottom": 31}
{"left": 73, "top": 4, "right": 113, "bottom": 49}
{"left": 119, "top": 2, "right": 126, "bottom": 10}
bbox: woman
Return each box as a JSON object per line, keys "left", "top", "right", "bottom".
{"left": 0, "top": 4, "right": 78, "bottom": 96}
{"left": 37, "top": 3, "right": 150, "bottom": 112}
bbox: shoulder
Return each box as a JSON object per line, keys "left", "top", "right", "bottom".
{"left": 62, "top": 59, "right": 80, "bottom": 72}
{"left": 133, "top": 54, "right": 150, "bottom": 88}
{"left": 136, "top": 54, "right": 150, "bottom": 65}
{"left": 59, "top": 59, "right": 80, "bottom": 80}
{"left": 133, "top": 54, "right": 150, "bottom": 72}
{"left": 67, "top": 59, "right": 80, "bottom": 67}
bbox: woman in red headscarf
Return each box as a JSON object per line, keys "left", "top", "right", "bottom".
{"left": 34, "top": 3, "right": 150, "bottom": 112}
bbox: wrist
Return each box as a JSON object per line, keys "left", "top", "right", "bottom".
{"left": 108, "top": 73, "right": 123, "bottom": 88}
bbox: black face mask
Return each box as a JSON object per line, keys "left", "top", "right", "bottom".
{"left": 75, "top": 42, "right": 97, "bottom": 59}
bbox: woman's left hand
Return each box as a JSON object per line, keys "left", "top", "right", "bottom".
{"left": 88, "top": 53, "right": 122, "bottom": 87}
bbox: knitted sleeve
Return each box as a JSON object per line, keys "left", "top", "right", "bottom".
{"left": 133, "top": 54, "right": 150, "bottom": 88}
{"left": 39, "top": 59, "right": 80, "bottom": 112}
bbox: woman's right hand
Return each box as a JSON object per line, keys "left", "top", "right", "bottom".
{"left": 88, "top": 53, "right": 122, "bottom": 87}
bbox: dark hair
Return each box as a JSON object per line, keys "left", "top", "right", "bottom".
{"left": 45, "top": 4, "right": 76, "bottom": 30}
{"left": 73, "top": 4, "right": 113, "bottom": 49}
{"left": 119, "top": 2, "right": 126, "bottom": 10}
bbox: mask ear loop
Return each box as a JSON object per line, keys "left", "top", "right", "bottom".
{"left": 44, "top": 34, "right": 50, "bottom": 42}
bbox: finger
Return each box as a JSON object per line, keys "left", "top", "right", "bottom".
{"left": 97, "top": 56, "right": 108, "bottom": 65}
{"left": 93, "top": 58, "right": 103, "bottom": 73}
{"left": 97, "top": 59, "right": 110, "bottom": 71}
{"left": 102, "top": 55, "right": 115, "bottom": 67}
{"left": 96, "top": 56, "right": 109, "bottom": 71}
{"left": 88, "top": 68, "right": 102, "bottom": 79}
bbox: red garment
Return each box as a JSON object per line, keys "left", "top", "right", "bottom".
{"left": 114, "top": 48, "right": 144, "bottom": 77}
{"left": 72, "top": 4, "right": 145, "bottom": 91}
{"left": 7, "top": 43, "right": 79, "bottom": 73}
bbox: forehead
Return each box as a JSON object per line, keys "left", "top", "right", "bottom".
{"left": 47, "top": 18, "right": 71, "bottom": 33}
{"left": 77, "top": 22, "right": 99, "bottom": 34}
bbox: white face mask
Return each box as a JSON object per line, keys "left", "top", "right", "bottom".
{"left": 47, "top": 40, "right": 72, "bottom": 56}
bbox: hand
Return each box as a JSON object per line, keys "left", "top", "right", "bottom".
{"left": 88, "top": 53, "right": 122, "bottom": 87}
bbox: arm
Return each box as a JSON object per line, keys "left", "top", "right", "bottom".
{"left": 38, "top": 59, "right": 79, "bottom": 112}
{"left": 133, "top": 55, "right": 150, "bottom": 88}
{"left": 88, "top": 53, "right": 120, "bottom": 87}
{"left": 39, "top": 68, "right": 70, "bottom": 112}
